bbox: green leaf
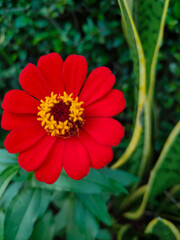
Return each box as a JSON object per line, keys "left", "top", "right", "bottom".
{"left": 37, "top": 189, "right": 52, "bottom": 218}
{"left": 32, "top": 169, "right": 127, "bottom": 194}
{"left": 0, "top": 182, "right": 23, "bottom": 210}
{"left": 0, "top": 149, "right": 17, "bottom": 164}
{"left": 134, "top": 0, "right": 170, "bottom": 91}
{"left": 75, "top": 198, "right": 86, "bottom": 232}
{"left": 65, "top": 196, "right": 99, "bottom": 240}
{"left": 15, "top": 16, "right": 32, "bottom": 28}
{"left": 158, "top": 184, "right": 180, "bottom": 218}
{"left": 96, "top": 229, "right": 112, "bottom": 240}
{"left": 0, "top": 149, "right": 17, "bottom": 173}
{"left": 118, "top": 224, "right": 139, "bottom": 240}
{"left": 145, "top": 217, "right": 180, "bottom": 240}
{"left": 76, "top": 193, "right": 111, "bottom": 226}
{"left": 30, "top": 211, "right": 55, "bottom": 240}
{"left": 0, "top": 211, "right": 5, "bottom": 240}
{"left": 99, "top": 168, "right": 138, "bottom": 187}
{"left": 173, "top": 1, "right": 180, "bottom": 19}
{"left": 0, "top": 165, "right": 19, "bottom": 200}
{"left": 75, "top": 198, "right": 99, "bottom": 240}
{"left": 121, "top": 185, "right": 147, "bottom": 212}
{"left": 4, "top": 188, "right": 51, "bottom": 240}
{"left": 54, "top": 198, "right": 72, "bottom": 234}
{"left": 65, "top": 198, "right": 85, "bottom": 240}
{"left": 134, "top": 0, "right": 170, "bottom": 178}
{"left": 124, "top": 121, "right": 180, "bottom": 219}
{"left": 112, "top": 0, "right": 146, "bottom": 173}
{"left": 113, "top": 0, "right": 169, "bottom": 180}
{"left": 51, "top": 191, "right": 68, "bottom": 208}
{"left": 84, "top": 209, "right": 99, "bottom": 240}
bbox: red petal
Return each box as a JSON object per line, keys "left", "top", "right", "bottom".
{"left": 62, "top": 55, "right": 87, "bottom": 97}
{"left": 19, "top": 63, "right": 50, "bottom": 100}
{"left": 35, "top": 139, "right": 64, "bottom": 184}
{"left": 18, "top": 135, "right": 57, "bottom": 171}
{"left": 83, "top": 118, "right": 124, "bottom": 147}
{"left": 1, "top": 111, "right": 37, "bottom": 131}
{"left": 4, "top": 123, "right": 46, "bottom": 154}
{"left": 84, "top": 89, "right": 126, "bottom": 117}
{"left": 79, "top": 130, "right": 113, "bottom": 169}
{"left": 38, "top": 53, "right": 64, "bottom": 95}
{"left": 79, "top": 67, "right": 115, "bottom": 107}
{"left": 63, "top": 137, "right": 90, "bottom": 180}
{"left": 2, "top": 90, "right": 39, "bottom": 114}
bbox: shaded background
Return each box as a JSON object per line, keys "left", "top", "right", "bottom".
{"left": 0, "top": 0, "right": 179, "bottom": 161}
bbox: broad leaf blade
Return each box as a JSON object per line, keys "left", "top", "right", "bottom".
{"left": 158, "top": 184, "right": 180, "bottom": 218}
{"left": 54, "top": 198, "right": 72, "bottom": 234}
{"left": 0, "top": 165, "right": 19, "bottom": 200}
{"left": 118, "top": 224, "right": 139, "bottom": 240}
{"left": 124, "top": 121, "right": 180, "bottom": 219}
{"left": 0, "top": 211, "right": 5, "bottom": 240}
{"left": 96, "top": 229, "right": 112, "bottom": 240}
{"left": 0, "top": 149, "right": 17, "bottom": 173}
{"left": 4, "top": 188, "right": 51, "bottom": 240}
{"left": 113, "top": 0, "right": 169, "bottom": 180}
{"left": 135, "top": 0, "right": 170, "bottom": 178}
{"left": 145, "top": 217, "right": 180, "bottom": 240}
{"left": 37, "top": 189, "right": 52, "bottom": 218}
{"left": 65, "top": 198, "right": 85, "bottom": 240}
{"left": 112, "top": 0, "right": 146, "bottom": 171}
{"left": 30, "top": 211, "right": 55, "bottom": 240}
{"left": 32, "top": 169, "right": 127, "bottom": 194}
{"left": 0, "top": 182, "right": 23, "bottom": 210}
{"left": 76, "top": 193, "right": 111, "bottom": 226}
{"left": 99, "top": 168, "right": 138, "bottom": 187}
{"left": 75, "top": 199, "right": 99, "bottom": 240}
{"left": 134, "top": 0, "right": 170, "bottom": 92}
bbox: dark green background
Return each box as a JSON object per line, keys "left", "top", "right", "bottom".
{"left": 0, "top": 0, "right": 179, "bottom": 159}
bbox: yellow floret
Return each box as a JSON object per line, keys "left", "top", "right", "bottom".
{"left": 37, "top": 92, "right": 85, "bottom": 137}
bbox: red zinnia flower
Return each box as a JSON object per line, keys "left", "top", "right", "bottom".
{"left": 1, "top": 53, "right": 126, "bottom": 184}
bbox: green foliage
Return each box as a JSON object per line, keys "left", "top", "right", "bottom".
{"left": 148, "top": 122, "right": 180, "bottom": 201}
{"left": 32, "top": 168, "right": 134, "bottom": 194}
{"left": 30, "top": 211, "right": 55, "bottom": 240}
{"left": 0, "top": 149, "right": 17, "bottom": 172}
{"left": 124, "top": 121, "right": 180, "bottom": 219}
{"left": 0, "top": 165, "right": 19, "bottom": 199}
{"left": 0, "top": 211, "right": 5, "bottom": 240}
{"left": 0, "top": 151, "right": 137, "bottom": 240}
{"left": 112, "top": 0, "right": 146, "bottom": 176}
{"left": 145, "top": 217, "right": 180, "bottom": 240}
{"left": 4, "top": 188, "right": 51, "bottom": 240}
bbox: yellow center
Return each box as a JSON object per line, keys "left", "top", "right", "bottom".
{"left": 37, "top": 92, "right": 85, "bottom": 137}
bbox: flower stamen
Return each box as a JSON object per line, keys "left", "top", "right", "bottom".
{"left": 37, "top": 92, "right": 85, "bottom": 137}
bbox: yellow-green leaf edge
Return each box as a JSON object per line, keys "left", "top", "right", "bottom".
{"left": 112, "top": 0, "right": 146, "bottom": 169}
{"left": 124, "top": 121, "right": 180, "bottom": 220}
{"left": 145, "top": 217, "right": 180, "bottom": 240}
{"left": 121, "top": 184, "right": 147, "bottom": 211}
{"left": 117, "top": 224, "right": 131, "bottom": 240}
{"left": 112, "top": 0, "right": 169, "bottom": 180}
{"left": 139, "top": 0, "right": 170, "bottom": 177}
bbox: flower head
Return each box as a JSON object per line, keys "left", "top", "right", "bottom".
{"left": 1, "top": 53, "right": 126, "bottom": 184}
{"left": 37, "top": 91, "right": 85, "bottom": 137}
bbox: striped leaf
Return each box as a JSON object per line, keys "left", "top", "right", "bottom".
{"left": 145, "top": 217, "right": 180, "bottom": 240}
{"left": 112, "top": 0, "right": 169, "bottom": 179}
{"left": 112, "top": 0, "right": 146, "bottom": 172}
{"left": 124, "top": 121, "right": 180, "bottom": 219}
